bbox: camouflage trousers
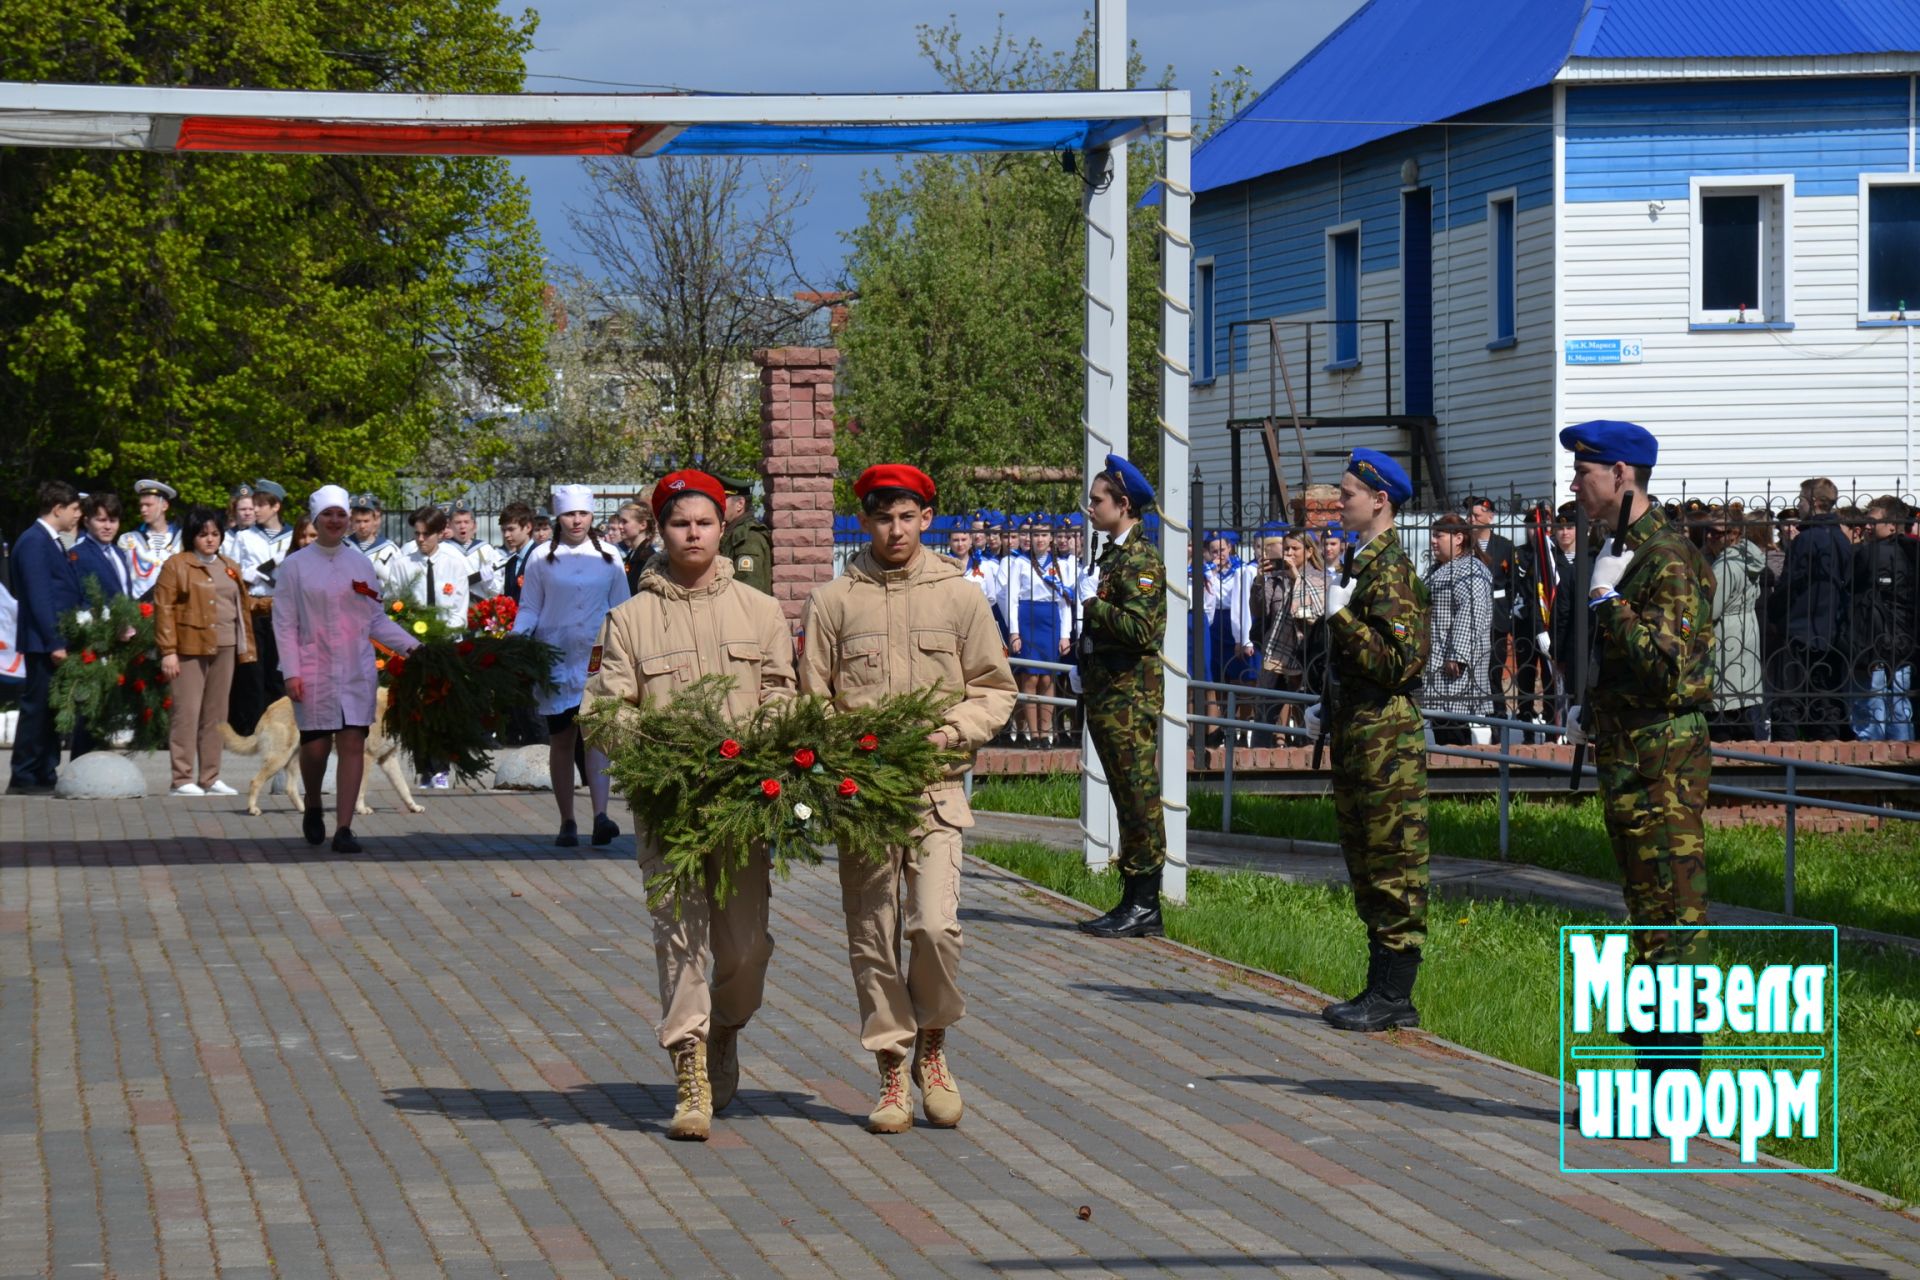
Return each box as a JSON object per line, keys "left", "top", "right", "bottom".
{"left": 1084, "top": 658, "right": 1166, "bottom": 878}
{"left": 1595, "top": 710, "right": 1711, "bottom": 966}
{"left": 1330, "top": 695, "right": 1430, "bottom": 952}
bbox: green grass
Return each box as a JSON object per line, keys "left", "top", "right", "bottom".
{"left": 970, "top": 775, "right": 1920, "bottom": 941}
{"left": 971, "top": 839, "right": 1920, "bottom": 1206}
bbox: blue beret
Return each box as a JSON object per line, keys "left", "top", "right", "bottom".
{"left": 1101, "top": 453, "right": 1156, "bottom": 511}
{"left": 1347, "top": 448, "right": 1412, "bottom": 505}
{"left": 1560, "top": 419, "right": 1658, "bottom": 468}
{"left": 1063, "top": 512, "right": 1085, "bottom": 528}
{"left": 1257, "top": 520, "right": 1291, "bottom": 536}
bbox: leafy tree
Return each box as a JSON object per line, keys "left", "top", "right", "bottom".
{"left": 835, "top": 17, "right": 1172, "bottom": 510}
{"left": 0, "top": 0, "right": 550, "bottom": 526}
{"left": 567, "top": 155, "right": 815, "bottom": 476}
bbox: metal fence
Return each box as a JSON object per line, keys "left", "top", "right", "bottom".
{"left": 1188, "top": 475, "right": 1920, "bottom": 748}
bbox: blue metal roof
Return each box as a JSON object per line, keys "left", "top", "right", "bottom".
{"left": 1192, "top": 0, "right": 1583, "bottom": 194}
{"left": 1194, "top": 0, "right": 1920, "bottom": 195}
{"left": 1577, "top": 0, "right": 1920, "bottom": 58}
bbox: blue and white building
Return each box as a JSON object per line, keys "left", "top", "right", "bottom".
{"left": 1189, "top": 0, "right": 1920, "bottom": 509}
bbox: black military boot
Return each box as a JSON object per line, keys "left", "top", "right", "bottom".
{"left": 1325, "top": 946, "right": 1421, "bottom": 1032}
{"left": 1077, "top": 874, "right": 1136, "bottom": 934}
{"left": 1081, "top": 872, "right": 1164, "bottom": 938}
{"left": 1321, "top": 943, "right": 1390, "bottom": 1026}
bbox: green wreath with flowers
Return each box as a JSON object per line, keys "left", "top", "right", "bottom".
{"left": 581, "top": 675, "right": 962, "bottom": 910}
{"left": 378, "top": 633, "right": 559, "bottom": 781}
{"left": 50, "top": 580, "right": 172, "bottom": 749}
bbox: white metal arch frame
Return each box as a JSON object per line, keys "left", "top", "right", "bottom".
{"left": 0, "top": 9, "right": 1192, "bottom": 897}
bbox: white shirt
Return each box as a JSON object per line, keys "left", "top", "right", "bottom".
{"left": 447, "top": 537, "right": 503, "bottom": 598}
{"left": 116, "top": 522, "right": 180, "bottom": 597}
{"left": 395, "top": 543, "right": 473, "bottom": 629}
{"left": 1204, "top": 559, "right": 1256, "bottom": 646}
{"left": 512, "top": 540, "right": 631, "bottom": 716}
{"left": 961, "top": 554, "right": 1001, "bottom": 608}
{"left": 1001, "top": 554, "right": 1073, "bottom": 641}
{"left": 273, "top": 542, "right": 417, "bottom": 731}
{"left": 232, "top": 522, "right": 294, "bottom": 598}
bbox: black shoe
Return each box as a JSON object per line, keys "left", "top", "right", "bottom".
{"left": 1077, "top": 877, "right": 1135, "bottom": 934}
{"left": 8, "top": 782, "right": 55, "bottom": 796}
{"left": 1322, "top": 944, "right": 1391, "bottom": 1025}
{"left": 331, "top": 827, "right": 363, "bottom": 854}
{"left": 302, "top": 809, "right": 326, "bottom": 846}
{"left": 592, "top": 813, "right": 620, "bottom": 846}
{"left": 555, "top": 820, "right": 579, "bottom": 848}
{"left": 1324, "top": 947, "right": 1421, "bottom": 1031}
{"left": 1081, "top": 871, "right": 1164, "bottom": 938}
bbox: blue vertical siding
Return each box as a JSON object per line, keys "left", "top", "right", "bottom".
{"left": 1564, "top": 76, "right": 1912, "bottom": 202}
{"left": 1189, "top": 88, "right": 1554, "bottom": 374}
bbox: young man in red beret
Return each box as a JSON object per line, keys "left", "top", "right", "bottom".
{"left": 799, "top": 463, "right": 1017, "bottom": 1134}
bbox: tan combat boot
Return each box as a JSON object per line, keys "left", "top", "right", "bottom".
{"left": 708, "top": 1025, "right": 740, "bottom": 1114}
{"left": 667, "top": 1042, "right": 712, "bottom": 1141}
{"left": 911, "top": 1028, "right": 963, "bottom": 1128}
{"left": 868, "top": 1052, "right": 913, "bottom": 1135}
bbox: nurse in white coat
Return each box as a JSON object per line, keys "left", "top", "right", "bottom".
{"left": 274, "top": 485, "right": 419, "bottom": 853}
{"left": 513, "top": 483, "right": 631, "bottom": 847}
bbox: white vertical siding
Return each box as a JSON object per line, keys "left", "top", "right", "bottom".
{"left": 1560, "top": 193, "right": 1915, "bottom": 500}
{"left": 1433, "top": 202, "right": 1557, "bottom": 499}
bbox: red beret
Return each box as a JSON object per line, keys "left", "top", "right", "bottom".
{"left": 650, "top": 469, "right": 726, "bottom": 521}
{"left": 853, "top": 463, "right": 936, "bottom": 504}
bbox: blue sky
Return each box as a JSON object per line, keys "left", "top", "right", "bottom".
{"left": 509, "top": 0, "right": 1367, "bottom": 285}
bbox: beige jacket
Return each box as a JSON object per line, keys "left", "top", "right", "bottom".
{"left": 585, "top": 554, "right": 795, "bottom": 720}
{"left": 153, "top": 553, "right": 256, "bottom": 662}
{"left": 799, "top": 548, "right": 1017, "bottom": 824}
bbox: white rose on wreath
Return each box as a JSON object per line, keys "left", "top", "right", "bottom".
{"left": 793, "top": 803, "right": 813, "bottom": 822}
{"left": 74, "top": 610, "right": 94, "bottom": 627}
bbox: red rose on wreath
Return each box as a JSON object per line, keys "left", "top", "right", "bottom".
{"left": 857, "top": 734, "right": 878, "bottom": 751}
{"left": 388, "top": 656, "right": 406, "bottom": 678}
{"left": 456, "top": 640, "right": 475, "bottom": 656}
{"left": 116, "top": 674, "right": 126, "bottom": 687}
{"left": 139, "top": 602, "right": 154, "bottom": 617}
{"left": 141, "top": 707, "right": 153, "bottom": 721}
{"left": 719, "top": 739, "right": 741, "bottom": 760}
{"left": 760, "top": 778, "right": 781, "bottom": 798}
{"left": 838, "top": 777, "right": 859, "bottom": 797}
{"left": 478, "top": 652, "right": 497, "bottom": 669}
{"left": 161, "top": 696, "right": 173, "bottom": 710}
{"left": 81, "top": 651, "right": 96, "bottom": 665}
{"left": 132, "top": 679, "right": 146, "bottom": 693}
{"left": 793, "top": 748, "right": 816, "bottom": 769}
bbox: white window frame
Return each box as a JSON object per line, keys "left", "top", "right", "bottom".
{"left": 1194, "top": 255, "right": 1217, "bottom": 382}
{"left": 1486, "top": 188, "right": 1519, "bottom": 347}
{"left": 1857, "top": 172, "right": 1920, "bottom": 323}
{"left": 1324, "top": 220, "right": 1362, "bottom": 369}
{"left": 1689, "top": 174, "right": 1793, "bottom": 326}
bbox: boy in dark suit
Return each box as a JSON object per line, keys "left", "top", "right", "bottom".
{"left": 9, "top": 481, "right": 84, "bottom": 793}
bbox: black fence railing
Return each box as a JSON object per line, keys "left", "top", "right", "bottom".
{"left": 1188, "top": 480, "right": 1920, "bottom": 747}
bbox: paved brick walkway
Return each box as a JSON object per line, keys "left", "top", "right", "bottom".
{"left": 3, "top": 787, "right": 1918, "bottom": 1278}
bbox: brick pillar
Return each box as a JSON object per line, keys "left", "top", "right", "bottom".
{"left": 756, "top": 346, "right": 840, "bottom": 629}
{"left": 1295, "top": 483, "right": 1343, "bottom": 529}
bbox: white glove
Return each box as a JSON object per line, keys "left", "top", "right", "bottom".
{"left": 1304, "top": 703, "right": 1324, "bottom": 735}
{"left": 1565, "top": 706, "right": 1587, "bottom": 746}
{"left": 1324, "top": 575, "right": 1356, "bottom": 617}
{"left": 1590, "top": 546, "right": 1634, "bottom": 595}
{"left": 1534, "top": 630, "right": 1552, "bottom": 658}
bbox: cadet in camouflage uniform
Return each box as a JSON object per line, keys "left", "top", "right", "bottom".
{"left": 1077, "top": 454, "right": 1170, "bottom": 939}
{"left": 1313, "top": 449, "right": 1433, "bottom": 1031}
{"left": 1564, "top": 420, "right": 1715, "bottom": 1073}
{"left": 717, "top": 475, "right": 773, "bottom": 596}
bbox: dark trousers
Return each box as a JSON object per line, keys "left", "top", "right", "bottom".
{"left": 8, "top": 653, "right": 60, "bottom": 788}
{"left": 1771, "top": 641, "right": 1848, "bottom": 741}
{"left": 1707, "top": 705, "right": 1767, "bottom": 743}
{"left": 1513, "top": 633, "right": 1557, "bottom": 726}
{"left": 1487, "top": 632, "right": 1514, "bottom": 721}
{"left": 230, "top": 609, "right": 280, "bottom": 736}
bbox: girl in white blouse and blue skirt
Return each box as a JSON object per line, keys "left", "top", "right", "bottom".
{"left": 513, "top": 484, "right": 632, "bottom": 846}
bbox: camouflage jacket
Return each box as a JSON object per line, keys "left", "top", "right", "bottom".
{"left": 1591, "top": 506, "right": 1715, "bottom": 720}
{"left": 1327, "top": 527, "right": 1430, "bottom": 703}
{"left": 1083, "top": 525, "right": 1166, "bottom": 659}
